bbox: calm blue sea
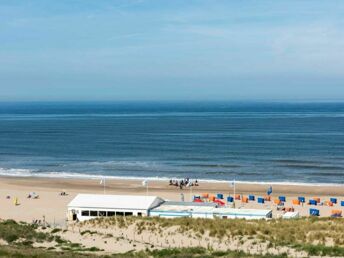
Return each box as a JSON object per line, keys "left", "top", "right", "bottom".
{"left": 0, "top": 101, "right": 344, "bottom": 185}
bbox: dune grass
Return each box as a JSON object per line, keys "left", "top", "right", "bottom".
{"left": 85, "top": 216, "right": 344, "bottom": 256}
{"left": 1, "top": 217, "right": 344, "bottom": 257}
{"left": 0, "top": 245, "right": 289, "bottom": 258}
{"left": 0, "top": 219, "right": 53, "bottom": 244}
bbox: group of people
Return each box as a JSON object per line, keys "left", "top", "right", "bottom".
{"left": 32, "top": 215, "right": 47, "bottom": 226}
{"left": 169, "top": 178, "right": 199, "bottom": 189}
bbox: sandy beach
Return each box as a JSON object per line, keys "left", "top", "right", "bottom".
{"left": 0, "top": 176, "right": 343, "bottom": 226}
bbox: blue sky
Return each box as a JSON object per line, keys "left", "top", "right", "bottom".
{"left": 1, "top": 0, "right": 344, "bottom": 101}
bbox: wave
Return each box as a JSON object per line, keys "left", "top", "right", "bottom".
{"left": 0, "top": 167, "right": 343, "bottom": 187}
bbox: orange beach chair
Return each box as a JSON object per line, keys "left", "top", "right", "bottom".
{"left": 292, "top": 199, "right": 300, "bottom": 205}
{"left": 235, "top": 194, "right": 241, "bottom": 200}
{"left": 242, "top": 196, "right": 248, "bottom": 203}
{"left": 274, "top": 199, "right": 281, "bottom": 205}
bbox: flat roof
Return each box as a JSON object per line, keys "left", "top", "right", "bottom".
{"left": 163, "top": 201, "right": 217, "bottom": 207}
{"left": 152, "top": 203, "right": 215, "bottom": 214}
{"left": 214, "top": 207, "right": 272, "bottom": 216}
{"left": 68, "top": 194, "right": 164, "bottom": 210}
{"left": 151, "top": 202, "right": 271, "bottom": 216}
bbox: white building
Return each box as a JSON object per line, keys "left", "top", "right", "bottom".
{"left": 213, "top": 207, "right": 272, "bottom": 220}
{"left": 67, "top": 194, "right": 164, "bottom": 221}
{"left": 282, "top": 211, "right": 300, "bottom": 219}
{"left": 150, "top": 201, "right": 272, "bottom": 220}
{"left": 150, "top": 201, "right": 217, "bottom": 219}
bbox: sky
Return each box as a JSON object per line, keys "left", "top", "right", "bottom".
{"left": 1, "top": 0, "right": 344, "bottom": 101}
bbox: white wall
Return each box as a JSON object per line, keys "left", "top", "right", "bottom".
{"left": 68, "top": 208, "right": 147, "bottom": 222}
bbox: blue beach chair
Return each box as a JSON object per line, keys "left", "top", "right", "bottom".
{"left": 257, "top": 197, "right": 265, "bottom": 204}
{"left": 310, "top": 208, "right": 320, "bottom": 216}
{"left": 279, "top": 196, "right": 286, "bottom": 202}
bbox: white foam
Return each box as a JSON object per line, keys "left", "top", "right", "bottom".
{"left": 0, "top": 167, "right": 343, "bottom": 187}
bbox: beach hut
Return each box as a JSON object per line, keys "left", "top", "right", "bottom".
{"left": 217, "top": 193, "right": 224, "bottom": 199}
{"left": 227, "top": 196, "right": 234, "bottom": 203}
{"left": 242, "top": 196, "right": 248, "bottom": 203}
{"left": 331, "top": 210, "right": 342, "bottom": 218}
{"left": 235, "top": 194, "right": 241, "bottom": 200}
{"left": 298, "top": 197, "right": 305, "bottom": 203}
{"left": 330, "top": 198, "right": 337, "bottom": 204}
{"left": 310, "top": 208, "right": 320, "bottom": 216}
{"left": 292, "top": 199, "right": 300, "bottom": 205}
{"left": 341, "top": 201, "right": 344, "bottom": 207}
{"left": 309, "top": 199, "right": 317, "bottom": 206}
{"left": 257, "top": 197, "right": 265, "bottom": 204}
{"left": 279, "top": 196, "right": 286, "bottom": 202}
{"left": 249, "top": 195, "right": 255, "bottom": 201}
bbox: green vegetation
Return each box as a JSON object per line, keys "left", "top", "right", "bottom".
{"left": 0, "top": 245, "right": 289, "bottom": 258}
{"left": 0, "top": 219, "right": 102, "bottom": 257}
{"left": 1, "top": 217, "right": 344, "bottom": 257}
{"left": 85, "top": 216, "right": 344, "bottom": 257}
{"left": 0, "top": 219, "right": 52, "bottom": 244}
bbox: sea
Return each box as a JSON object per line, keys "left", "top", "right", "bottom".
{"left": 0, "top": 101, "right": 344, "bottom": 185}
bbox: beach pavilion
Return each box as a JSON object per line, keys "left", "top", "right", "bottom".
{"left": 150, "top": 201, "right": 272, "bottom": 220}
{"left": 67, "top": 194, "right": 164, "bottom": 221}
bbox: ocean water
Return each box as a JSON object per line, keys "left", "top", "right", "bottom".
{"left": 0, "top": 101, "right": 344, "bottom": 185}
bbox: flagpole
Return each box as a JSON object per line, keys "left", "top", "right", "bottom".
{"left": 233, "top": 179, "right": 236, "bottom": 208}
{"left": 190, "top": 184, "right": 193, "bottom": 202}
{"left": 103, "top": 177, "right": 106, "bottom": 195}
{"left": 146, "top": 182, "right": 148, "bottom": 196}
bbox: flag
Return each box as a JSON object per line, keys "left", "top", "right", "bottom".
{"left": 267, "top": 186, "right": 272, "bottom": 196}
{"left": 142, "top": 179, "right": 148, "bottom": 187}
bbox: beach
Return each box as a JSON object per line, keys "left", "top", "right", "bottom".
{"left": 0, "top": 176, "right": 343, "bottom": 226}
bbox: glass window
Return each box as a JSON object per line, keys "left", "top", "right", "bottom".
{"left": 99, "top": 211, "right": 106, "bottom": 217}
{"left": 107, "top": 211, "right": 115, "bottom": 217}
{"left": 116, "top": 212, "right": 124, "bottom": 216}
{"left": 81, "top": 210, "right": 90, "bottom": 216}
{"left": 90, "top": 210, "right": 98, "bottom": 216}
{"left": 137, "top": 212, "right": 142, "bottom": 217}
{"left": 125, "top": 212, "right": 133, "bottom": 216}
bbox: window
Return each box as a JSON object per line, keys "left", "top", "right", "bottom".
{"left": 99, "top": 211, "right": 106, "bottom": 217}
{"left": 90, "top": 210, "right": 98, "bottom": 216}
{"left": 116, "top": 212, "right": 124, "bottom": 216}
{"left": 137, "top": 212, "right": 142, "bottom": 217}
{"left": 81, "top": 210, "right": 90, "bottom": 216}
{"left": 107, "top": 211, "right": 115, "bottom": 217}
{"left": 125, "top": 212, "right": 133, "bottom": 216}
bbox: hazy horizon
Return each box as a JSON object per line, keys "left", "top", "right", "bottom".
{"left": 1, "top": 1, "right": 344, "bottom": 101}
